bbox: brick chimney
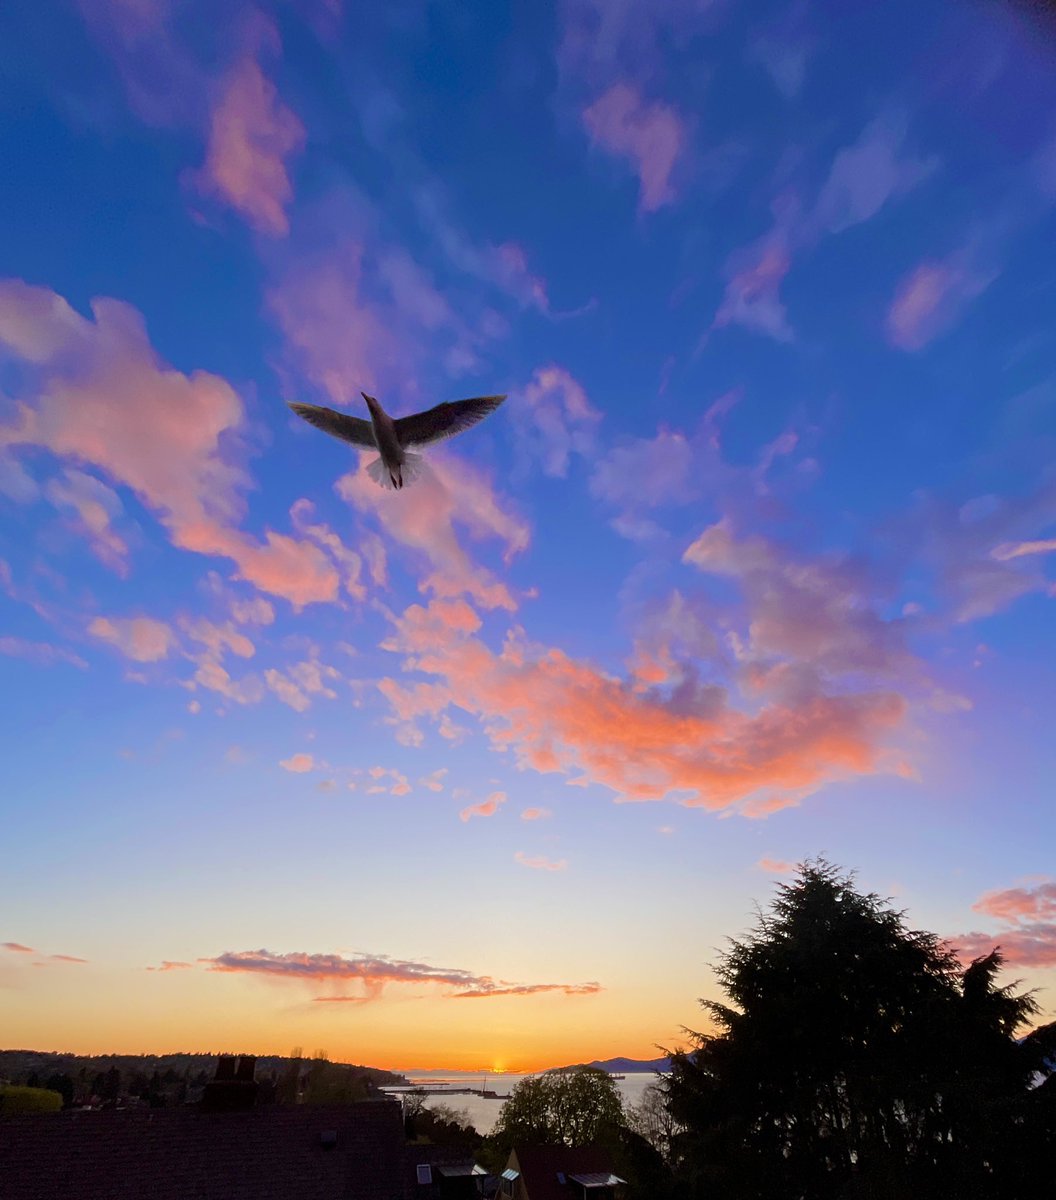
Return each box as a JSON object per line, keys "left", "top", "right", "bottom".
{"left": 202, "top": 1055, "right": 258, "bottom": 1112}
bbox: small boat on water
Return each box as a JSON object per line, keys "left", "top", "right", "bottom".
{"left": 608, "top": 1073, "right": 626, "bottom": 1080}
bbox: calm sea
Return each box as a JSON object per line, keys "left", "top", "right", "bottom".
{"left": 388, "top": 1070, "right": 666, "bottom": 1136}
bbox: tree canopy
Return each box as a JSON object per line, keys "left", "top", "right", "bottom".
{"left": 487, "top": 1066, "right": 625, "bottom": 1159}
{"left": 665, "top": 859, "right": 1056, "bottom": 1200}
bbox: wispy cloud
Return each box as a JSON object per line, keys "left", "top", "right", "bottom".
{"left": 0, "top": 637, "right": 87, "bottom": 669}
{"left": 886, "top": 249, "right": 998, "bottom": 351}
{"left": 337, "top": 453, "right": 528, "bottom": 612}
{"left": 2, "top": 942, "right": 35, "bottom": 953}
{"left": 511, "top": 366, "right": 601, "bottom": 478}
{"left": 515, "top": 852, "right": 568, "bottom": 872}
{"left": 712, "top": 234, "right": 794, "bottom": 343}
{"left": 520, "top": 807, "right": 552, "bottom": 821}
{"left": 197, "top": 947, "right": 599, "bottom": 1002}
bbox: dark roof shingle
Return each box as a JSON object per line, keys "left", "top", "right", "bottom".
{"left": 0, "top": 1101, "right": 408, "bottom": 1200}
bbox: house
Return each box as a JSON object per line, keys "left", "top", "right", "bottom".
{"left": 405, "top": 1147, "right": 490, "bottom": 1198}
{"left": 498, "top": 1146, "right": 626, "bottom": 1200}
{"left": 0, "top": 1096, "right": 493, "bottom": 1199}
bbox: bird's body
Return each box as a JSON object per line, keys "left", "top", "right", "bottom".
{"left": 288, "top": 391, "right": 506, "bottom": 489}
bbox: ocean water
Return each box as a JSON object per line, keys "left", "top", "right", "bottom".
{"left": 389, "top": 1070, "right": 666, "bottom": 1136}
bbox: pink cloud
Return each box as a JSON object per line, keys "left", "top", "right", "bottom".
{"left": 279, "top": 752, "right": 314, "bottom": 773}
{"left": 192, "top": 660, "right": 265, "bottom": 706}
{"left": 952, "top": 927, "right": 1056, "bottom": 970}
{"left": 269, "top": 243, "right": 402, "bottom": 404}
{"left": 88, "top": 615, "right": 175, "bottom": 663}
{"left": 49, "top": 954, "right": 88, "bottom": 964}
{"left": 264, "top": 654, "right": 341, "bottom": 712}
{"left": 0, "top": 280, "right": 339, "bottom": 607}
{"left": 582, "top": 83, "right": 685, "bottom": 212}
{"left": 521, "top": 807, "right": 552, "bottom": 821}
{"left": 951, "top": 880, "right": 1056, "bottom": 969}
{"left": 193, "top": 21, "right": 304, "bottom": 236}
{"left": 270, "top": 236, "right": 489, "bottom": 405}
{"left": 418, "top": 768, "right": 449, "bottom": 792}
{"left": 683, "top": 519, "right": 911, "bottom": 675}
{"left": 0, "top": 637, "right": 87, "bottom": 669}
{"left": 45, "top": 469, "right": 129, "bottom": 574}
{"left": 991, "top": 538, "right": 1056, "bottom": 561}
{"left": 757, "top": 857, "right": 795, "bottom": 875}
{"left": 459, "top": 791, "right": 507, "bottom": 822}
{"left": 201, "top": 947, "right": 599, "bottom": 1002}
{"left": 515, "top": 852, "right": 568, "bottom": 872}
{"left": 973, "top": 881, "right": 1056, "bottom": 925}
{"left": 886, "top": 253, "right": 997, "bottom": 351}
{"left": 713, "top": 237, "right": 793, "bottom": 343}
{"left": 512, "top": 365, "right": 601, "bottom": 478}
{"left": 364, "top": 766, "right": 411, "bottom": 796}
{"left": 2, "top": 942, "right": 35, "bottom": 953}
{"left": 337, "top": 452, "right": 528, "bottom": 611}
{"left": 146, "top": 960, "right": 194, "bottom": 972}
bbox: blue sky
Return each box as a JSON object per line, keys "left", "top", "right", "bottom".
{"left": 1, "top": 0, "right": 1055, "bottom": 1069}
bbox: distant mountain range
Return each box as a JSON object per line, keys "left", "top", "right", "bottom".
{"left": 556, "top": 1056, "right": 672, "bottom": 1074}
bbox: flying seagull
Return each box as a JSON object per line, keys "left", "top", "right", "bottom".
{"left": 288, "top": 392, "right": 506, "bottom": 490}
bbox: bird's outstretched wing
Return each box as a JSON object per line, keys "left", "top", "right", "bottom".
{"left": 394, "top": 395, "right": 507, "bottom": 447}
{"left": 288, "top": 402, "right": 376, "bottom": 448}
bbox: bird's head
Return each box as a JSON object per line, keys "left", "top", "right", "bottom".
{"left": 361, "top": 392, "right": 381, "bottom": 419}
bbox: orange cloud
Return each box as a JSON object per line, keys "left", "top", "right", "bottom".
{"left": 199, "top": 948, "right": 600, "bottom": 1003}
{"left": 0, "top": 280, "right": 339, "bottom": 607}
{"left": 279, "top": 753, "right": 314, "bottom": 773}
{"left": 459, "top": 791, "right": 507, "bottom": 822}
{"left": 520, "top": 807, "right": 551, "bottom": 821}
{"left": 146, "top": 961, "right": 194, "bottom": 972}
{"left": 380, "top": 593, "right": 905, "bottom": 814}
{"left": 582, "top": 83, "right": 685, "bottom": 212}
{"left": 194, "top": 23, "right": 305, "bottom": 235}
{"left": 515, "top": 852, "right": 568, "bottom": 872}
{"left": 89, "top": 615, "right": 175, "bottom": 663}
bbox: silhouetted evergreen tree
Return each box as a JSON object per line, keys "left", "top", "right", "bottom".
{"left": 665, "top": 860, "right": 1055, "bottom": 1200}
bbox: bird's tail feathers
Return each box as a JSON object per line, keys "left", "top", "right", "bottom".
{"left": 367, "top": 452, "right": 424, "bottom": 490}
